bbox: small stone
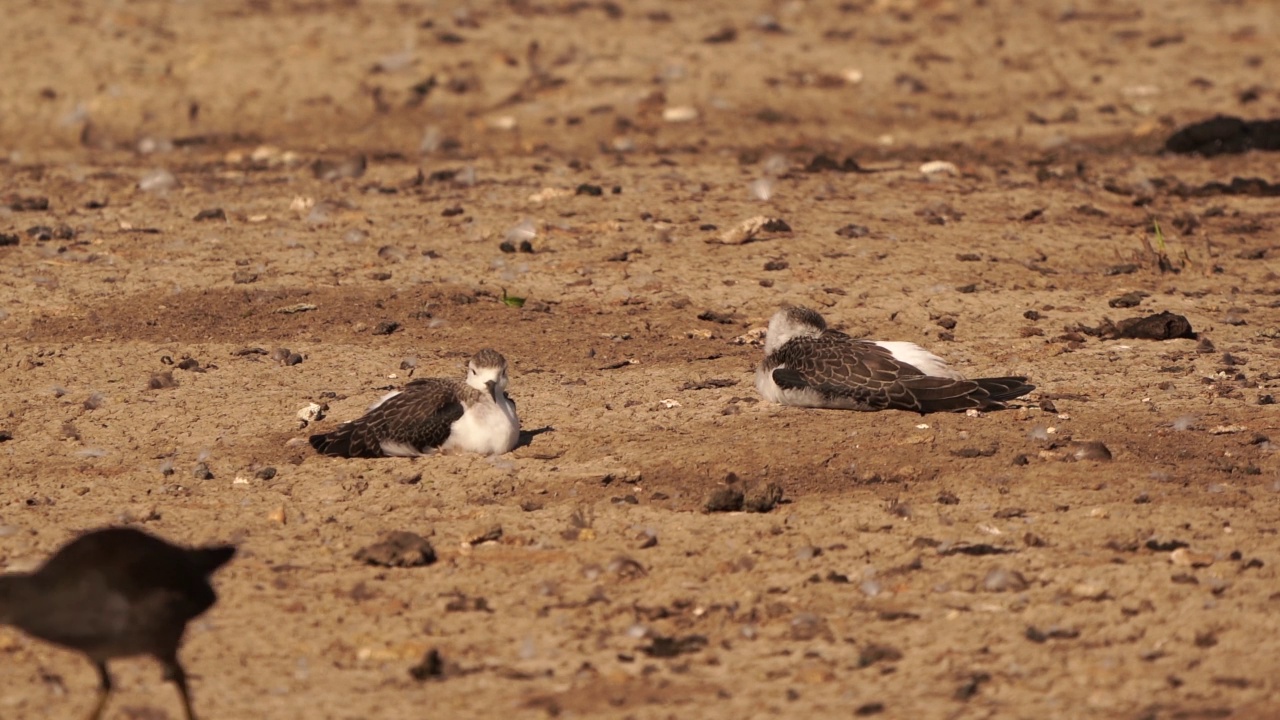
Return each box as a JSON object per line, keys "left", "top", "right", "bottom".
{"left": 355, "top": 531, "right": 437, "bottom": 568}
{"left": 409, "top": 649, "right": 446, "bottom": 681}
{"left": 636, "top": 530, "right": 658, "bottom": 549}
{"left": 193, "top": 208, "right": 227, "bottom": 221}
{"left": 255, "top": 467, "right": 277, "bottom": 480}
{"left": 192, "top": 462, "right": 214, "bottom": 480}
{"left": 268, "top": 505, "right": 287, "bottom": 524}
{"left": 147, "top": 372, "right": 178, "bottom": 390}
{"left": 372, "top": 320, "right": 401, "bottom": 335}
{"left": 794, "top": 546, "right": 821, "bottom": 561}
{"left": 1070, "top": 582, "right": 1108, "bottom": 600}
{"left": 1070, "top": 441, "right": 1112, "bottom": 461}
{"left": 705, "top": 487, "right": 745, "bottom": 512}
{"left": 297, "top": 402, "right": 327, "bottom": 425}
{"left": 981, "top": 567, "right": 1028, "bottom": 592}
{"left": 1170, "top": 547, "right": 1214, "bottom": 568}
{"left": 467, "top": 525, "right": 503, "bottom": 545}
{"left": 745, "top": 482, "right": 784, "bottom": 513}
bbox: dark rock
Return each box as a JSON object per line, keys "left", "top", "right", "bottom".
{"left": 705, "top": 487, "right": 745, "bottom": 512}
{"left": 409, "top": 649, "right": 446, "bottom": 681}
{"left": 1102, "top": 311, "right": 1195, "bottom": 340}
{"left": 5, "top": 195, "right": 49, "bottom": 211}
{"left": 1107, "top": 291, "right": 1146, "bottom": 308}
{"left": 147, "top": 371, "right": 179, "bottom": 390}
{"left": 857, "top": 644, "right": 903, "bottom": 668}
{"left": 354, "top": 531, "right": 437, "bottom": 568}
{"left": 641, "top": 634, "right": 707, "bottom": 658}
{"left": 193, "top": 208, "right": 227, "bottom": 221}
{"left": 744, "top": 482, "right": 784, "bottom": 513}
{"left": 1164, "top": 115, "right": 1280, "bottom": 156}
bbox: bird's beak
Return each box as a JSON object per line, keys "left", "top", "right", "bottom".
{"left": 485, "top": 379, "right": 497, "bottom": 399}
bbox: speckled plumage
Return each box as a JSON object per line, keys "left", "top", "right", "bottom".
{"left": 756, "top": 306, "right": 1034, "bottom": 414}
{"left": 310, "top": 349, "right": 520, "bottom": 457}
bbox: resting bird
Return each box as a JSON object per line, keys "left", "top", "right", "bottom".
{"left": 0, "top": 526, "right": 236, "bottom": 720}
{"left": 756, "top": 306, "right": 1034, "bottom": 413}
{"left": 310, "top": 348, "right": 520, "bottom": 457}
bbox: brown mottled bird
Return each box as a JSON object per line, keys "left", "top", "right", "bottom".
{"left": 0, "top": 527, "right": 236, "bottom": 720}
{"left": 310, "top": 348, "right": 520, "bottom": 458}
{"left": 756, "top": 306, "right": 1034, "bottom": 414}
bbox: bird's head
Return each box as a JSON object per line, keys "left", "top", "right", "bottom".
{"left": 764, "top": 305, "right": 827, "bottom": 354}
{"left": 466, "top": 348, "right": 509, "bottom": 397}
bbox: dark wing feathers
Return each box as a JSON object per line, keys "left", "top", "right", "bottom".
{"left": 772, "top": 337, "right": 1033, "bottom": 413}
{"left": 310, "top": 379, "right": 465, "bottom": 457}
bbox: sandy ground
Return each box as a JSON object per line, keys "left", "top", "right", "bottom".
{"left": 2, "top": 1, "right": 1280, "bottom": 718}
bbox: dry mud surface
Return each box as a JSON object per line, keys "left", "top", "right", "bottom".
{"left": 2, "top": 1, "right": 1280, "bottom": 719}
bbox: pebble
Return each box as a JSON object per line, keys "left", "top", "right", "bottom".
{"left": 1071, "top": 441, "right": 1112, "bottom": 461}
{"left": 712, "top": 215, "right": 791, "bottom": 245}
{"left": 981, "top": 567, "right": 1028, "bottom": 592}
{"left": 1070, "top": 582, "right": 1108, "bottom": 600}
{"left": 355, "top": 531, "right": 437, "bottom": 568}
{"left": 919, "top": 160, "right": 958, "bottom": 177}
{"left": 137, "top": 169, "right": 178, "bottom": 193}
{"left": 297, "top": 402, "right": 327, "bottom": 425}
{"left": 1170, "top": 547, "right": 1214, "bottom": 568}
{"left": 705, "top": 487, "right": 745, "bottom": 513}
{"left": 745, "top": 482, "right": 784, "bottom": 513}
{"left": 662, "top": 106, "right": 698, "bottom": 123}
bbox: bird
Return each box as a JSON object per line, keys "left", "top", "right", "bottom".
{"left": 310, "top": 348, "right": 521, "bottom": 458}
{"left": 756, "top": 306, "right": 1034, "bottom": 414}
{"left": 0, "top": 526, "right": 236, "bottom": 720}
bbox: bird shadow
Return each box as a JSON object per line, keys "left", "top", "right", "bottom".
{"left": 517, "top": 426, "right": 554, "bottom": 449}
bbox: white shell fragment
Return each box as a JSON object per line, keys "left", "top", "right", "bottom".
{"left": 297, "top": 402, "right": 327, "bottom": 425}
{"left": 137, "top": 169, "right": 178, "bottom": 193}
{"left": 662, "top": 106, "right": 699, "bottom": 123}
{"left": 712, "top": 216, "right": 792, "bottom": 245}
{"left": 919, "top": 160, "right": 959, "bottom": 177}
{"left": 528, "top": 187, "right": 573, "bottom": 203}
{"left": 1209, "top": 425, "right": 1246, "bottom": 435}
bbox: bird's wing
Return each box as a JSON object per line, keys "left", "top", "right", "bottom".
{"left": 772, "top": 336, "right": 927, "bottom": 409}
{"left": 312, "top": 378, "right": 467, "bottom": 457}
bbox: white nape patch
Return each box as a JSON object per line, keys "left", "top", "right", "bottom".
{"left": 764, "top": 311, "right": 823, "bottom": 355}
{"left": 872, "top": 341, "right": 965, "bottom": 379}
{"left": 369, "top": 390, "right": 401, "bottom": 411}
{"left": 379, "top": 439, "right": 427, "bottom": 457}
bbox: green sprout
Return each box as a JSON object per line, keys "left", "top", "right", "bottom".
{"left": 501, "top": 289, "right": 525, "bottom": 308}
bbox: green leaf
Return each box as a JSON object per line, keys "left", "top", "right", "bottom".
{"left": 1152, "top": 218, "right": 1167, "bottom": 252}
{"left": 501, "top": 289, "right": 525, "bottom": 308}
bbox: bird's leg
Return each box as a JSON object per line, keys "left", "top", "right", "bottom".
{"left": 86, "top": 661, "right": 112, "bottom": 720}
{"left": 162, "top": 657, "right": 197, "bottom": 720}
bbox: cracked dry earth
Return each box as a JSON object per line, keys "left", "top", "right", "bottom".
{"left": 2, "top": 1, "right": 1280, "bottom": 719}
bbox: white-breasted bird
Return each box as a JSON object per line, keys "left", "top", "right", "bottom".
{"left": 756, "top": 306, "right": 1034, "bottom": 414}
{"left": 310, "top": 348, "right": 520, "bottom": 457}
